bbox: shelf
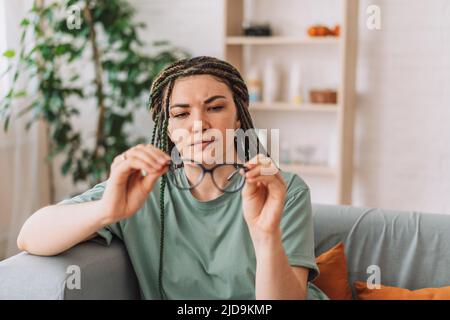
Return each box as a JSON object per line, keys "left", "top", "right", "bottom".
{"left": 226, "top": 36, "right": 341, "bottom": 46}
{"left": 249, "top": 102, "right": 338, "bottom": 112}
{"left": 224, "top": 0, "right": 359, "bottom": 203}
{"left": 279, "top": 163, "right": 336, "bottom": 176}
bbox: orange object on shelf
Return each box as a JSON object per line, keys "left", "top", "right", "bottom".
{"left": 331, "top": 25, "right": 340, "bottom": 37}
{"left": 310, "top": 89, "right": 338, "bottom": 104}
{"left": 307, "top": 24, "right": 340, "bottom": 37}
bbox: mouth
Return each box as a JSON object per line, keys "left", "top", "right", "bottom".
{"left": 190, "top": 138, "right": 216, "bottom": 147}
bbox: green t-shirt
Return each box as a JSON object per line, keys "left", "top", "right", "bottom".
{"left": 59, "top": 170, "right": 328, "bottom": 300}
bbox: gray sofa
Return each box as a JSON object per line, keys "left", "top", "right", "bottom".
{"left": 1, "top": 204, "right": 450, "bottom": 299}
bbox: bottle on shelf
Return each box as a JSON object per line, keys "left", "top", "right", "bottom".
{"left": 246, "top": 67, "right": 262, "bottom": 103}
{"left": 262, "top": 59, "right": 280, "bottom": 103}
{"left": 288, "top": 61, "right": 304, "bottom": 105}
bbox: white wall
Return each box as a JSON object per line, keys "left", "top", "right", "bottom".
{"left": 53, "top": 0, "right": 450, "bottom": 214}
{"left": 0, "top": 0, "right": 51, "bottom": 258}
{"left": 353, "top": 0, "right": 450, "bottom": 213}
{"left": 130, "top": 0, "right": 224, "bottom": 58}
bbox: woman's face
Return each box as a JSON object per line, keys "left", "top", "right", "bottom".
{"left": 167, "top": 74, "right": 241, "bottom": 165}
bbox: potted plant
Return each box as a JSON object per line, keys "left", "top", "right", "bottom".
{"left": 0, "top": 0, "right": 189, "bottom": 201}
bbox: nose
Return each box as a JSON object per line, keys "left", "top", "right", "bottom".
{"left": 191, "top": 109, "right": 211, "bottom": 134}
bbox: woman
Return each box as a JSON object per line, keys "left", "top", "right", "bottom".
{"left": 17, "top": 56, "right": 328, "bottom": 300}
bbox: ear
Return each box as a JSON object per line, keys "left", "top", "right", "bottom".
{"left": 235, "top": 118, "right": 241, "bottom": 129}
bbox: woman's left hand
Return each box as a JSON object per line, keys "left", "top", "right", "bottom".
{"left": 240, "top": 154, "right": 287, "bottom": 245}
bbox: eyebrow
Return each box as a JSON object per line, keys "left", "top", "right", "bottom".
{"left": 169, "top": 95, "right": 227, "bottom": 109}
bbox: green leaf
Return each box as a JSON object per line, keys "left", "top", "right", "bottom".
{"left": 153, "top": 40, "right": 170, "bottom": 47}
{"left": 0, "top": 0, "right": 190, "bottom": 187}
{"left": 20, "top": 18, "right": 30, "bottom": 27}
{"left": 25, "top": 119, "right": 35, "bottom": 131}
{"left": 0, "top": 64, "right": 12, "bottom": 78}
{"left": 20, "top": 29, "right": 27, "bottom": 43}
{"left": 69, "top": 74, "right": 80, "bottom": 82}
{"left": 14, "top": 90, "right": 27, "bottom": 98}
{"left": 3, "top": 116, "right": 10, "bottom": 132}
{"left": 3, "top": 50, "right": 15, "bottom": 58}
{"left": 17, "top": 101, "right": 36, "bottom": 117}
{"left": 61, "top": 158, "right": 72, "bottom": 175}
{"left": 55, "top": 43, "right": 72, "bottom": 56}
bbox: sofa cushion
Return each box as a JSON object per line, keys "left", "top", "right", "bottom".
{"left": 312, "top": 204, "right": 450, "bottom": 298}
{"left": 313, "top": 242, "right": 353, "bottom": 300}
{"left": 354, "top": 281, "right": 450, "bottom": 300}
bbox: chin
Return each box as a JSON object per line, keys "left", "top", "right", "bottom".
{"left": 179, "top": 145, "right": 221, "bottom": 163}
{"left": 192, "top": 152, "right": 222, "bottom": 165}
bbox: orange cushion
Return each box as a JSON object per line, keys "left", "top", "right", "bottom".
{"left": 354, "top": 281, "right": 450, "bottom": 300}
{"left": 313, "top": 242, "right": 353, "bottom": 300}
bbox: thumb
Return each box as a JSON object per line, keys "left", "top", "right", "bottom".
{"left": 140, "top": 166, "right": 168, "bottom": 193}
{"left": 241, "top": 168, "right": 258, "bottom": 198}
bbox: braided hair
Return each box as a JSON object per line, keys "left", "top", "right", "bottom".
{"left": 147, "top": 56, "right": 265, "bottom": 299}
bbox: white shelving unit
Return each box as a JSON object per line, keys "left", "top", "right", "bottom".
{"left": 249, "top": 102, "right": 338, "bottom": 113}
{"left": 280, "top": 163, "right": 337, "bottom": 176}
{"left": 226, "top": 36, "right": 341, "bottom": 45}
{"left": 223, "top": 0, "right": 359, "bottom": 204}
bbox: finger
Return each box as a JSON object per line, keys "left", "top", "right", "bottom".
{"left": 134, "top": 145, "right": 164, "bottom": 165}
{"left": 116, "top": 155, "right": 158, "bottom": 176}
{"left": 246, "top": 175, "right": 286, "bottom": 200}
{"left": 246, "top": 174, "right": 278, "bottom": 185}
{"left": 245, "top": 165, "right": 262, "bottom": 179}
{"left": 141, "top": 144, "right": 171, "bottom": 164}
{"left": 245, "top": 155, "right": 275, "bottom": 175}
{"left": 245, "top": 162, "right": 279, "bottom": 179}
{"left": 147, "top": 144, "right": 171, "bottom": 160}
{"left": 130, "top": 148, "right": 167, "bottom": 170}
{"left": 133, "top": 144, "right": 170, "bottom": 164}
{"left": 245, "top": 165, "right": 285, "bottom": 189}
{"left": 112, "top": 153, "right": 129, "bottom": 170}
{"left": 260, "top": 169, "right": 286, "bottom": 188}
{"left": 244, "top": 154, "right": 266, "bottom": 168}
{"left": 242, "top": 176, "right": 259, "bottom": 196}
{"left": 141, "top": 165, "right": 169, "bottom": 191}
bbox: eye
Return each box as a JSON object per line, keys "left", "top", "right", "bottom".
{"left": 172, "top": 112, "right": 189, "bottom": 119}
{"left": 208, "top": 106, "right": 224, "bottom": 112}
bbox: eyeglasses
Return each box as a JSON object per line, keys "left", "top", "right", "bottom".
{"left": 166, "top": 159, "right": 250, "bottom": 193}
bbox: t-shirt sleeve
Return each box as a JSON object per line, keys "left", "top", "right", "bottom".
{"left": 57, "top": 180, "right": 122, "bottom": 246}
{"left": 280, "top": 175, "right": 320, "bottom": 282}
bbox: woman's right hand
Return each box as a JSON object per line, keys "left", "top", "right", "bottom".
{"left": 98, "top": 144, "right": 171, "bottom": 225}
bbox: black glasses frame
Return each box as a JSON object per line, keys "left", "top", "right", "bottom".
{"left": 167, "top": 159, "right": 250, "bottom": 193}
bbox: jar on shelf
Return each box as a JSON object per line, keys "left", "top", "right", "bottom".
{"left": 246, "top": 67, "right": 262, "bottom": 103}
{"left": 292, "top": 145, "right": 317, "bottom": 165}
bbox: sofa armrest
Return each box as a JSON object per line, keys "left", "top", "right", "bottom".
{"left": 0, "top": 237, "right": 140, "bottom": 300}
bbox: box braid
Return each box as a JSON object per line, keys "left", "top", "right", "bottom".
{"left": 147, "top": 56, "right": 266, "bottom": 299}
